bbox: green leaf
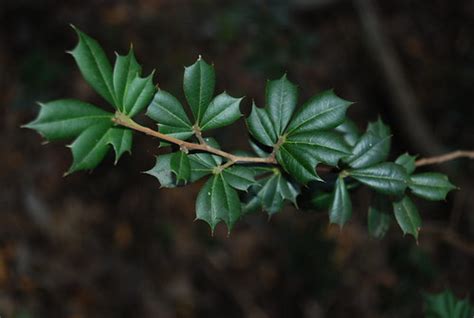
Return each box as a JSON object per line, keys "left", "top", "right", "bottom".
{"left": 349, "top": 162, "right": 408, "bottom": 196}
{"left": 311, "top": 190, "right": 334, "bottom": 210}
{"left": 144, "top": 154, "right": 176, "bottom": 188}
{"left": 195, "top": 173, "right": 242, "bottom": 234}
{"left": 286, "top": 90, "right": 352, "bottom": 135}
{"left": 395, "top": 153, "right": 417, "bottom": 175}
{"left": 184, "top": 57, "right": 215, "bottom": 124}
{"left": 249, "top": 139, "right": 271, "bottom": 158}
{"left": 146, "top": 90, "right": 194, "bottom": 141}
{"left": 424, "top": 289, "right": 473, "bottom": 318}
{"left": 336, "top": 118, "right": 360, "bottom": 147}
{"left": 367, "top": 117, "right": 391, "bottom": 138}
{"left": 24, "top": 99, "right": 112, "bottom": 140}
{"left": 368, "top": 195, "right": 391, "bottom": 239}
{"left": 170, "top": 151, "right": 191, "bottom": 183}
{"left": 284, "top": 131, "right": 352, "bottom": 166}
{"left": 266, "top": 74, "right": 298, "bottom": 135}
{"left": 113, "top": 48, "right": 142, "bottom": 111}
{"left": 277, "top": 142, "right": 321, "bottom": 184}
{"left": 409, "top": 173, "right": 456, "bottom": 201}
{"left": 346, "top": 131, "right": 391, "bottom": 169}
{"left": 68, "top": 122, "right": 113, "bottom": 173}
{"left": 69, "top": 26, "right": 117, "bottom": 106}
{"left": 107, "top": 127, "right": 132, "bottom": 164}
{"left": 200, "top": 92, "right": 243, "bottom": 131}
{"left": 393, "top": 196, "right": 421, "bottom": 239}
{"left": 246, "top": 103, "right": 278, "bottom": 147}
{"left": 122, "top": 72, "right": 155, "bottom": 117}
{"left": 222, "top": 166, "right": 256, "bottom": 191}
{"left": 329, "top": 177, "right": 352, "bottom": 227}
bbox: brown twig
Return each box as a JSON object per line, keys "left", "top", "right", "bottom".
{"left": 415, "top": 150, "right": 474, "bottom": 167}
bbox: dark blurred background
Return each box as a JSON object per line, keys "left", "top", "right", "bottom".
{"left": 1, "top": 0, "right": 474, "bottom": 317}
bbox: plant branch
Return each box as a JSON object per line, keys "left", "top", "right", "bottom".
{"left": 415, "top": 150, "right": 474, "bottom": 167}
{"left": 112, "top": 112, "right": 278, "bottom": 165}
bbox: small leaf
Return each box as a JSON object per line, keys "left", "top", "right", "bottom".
{"left": 200, "top": 92, "right": 243, "bottom": 131}
{"left": 122, "top": 72, "right": 155, "bottom": 117}
{"left": 393, "top": 196, "right": 421, "bottom": 239}
{"left": 146, "top": 90, "right": 194, "bottom": 141}
{"left": 329, "top": 177, "right": 352, "bottom": 227}
{"left": 336, "top": 118, "right": 360, "bottom": 147}
{"left": 145, "top": 154, "right": 176, "bottom": 188}
{"left": 113, "top": 48, "right": 142, "bottom": 111}
{"left": 409, "top": 173, "right": 456, "bottom": 201}
{"left": 222, "top": 166, "right": 256, "bottom": 191}
{"left": 266, "top": 74, "right": 298, "bottom": 135}
{"left": 107, "top": 127, "right": 132, "bottom": 164}
{"left": 286, "top": 90, "right": 352, "bottom": 135}
{"left": 277, "top": 142, "right": 321, "bottom": 184}
{"left": 246, "top": 103, "right": 278, "bottom": 147}
{"left": 24, "top": 99, "right": 112, "bottom": 140}
{"left": 195, "top": 173, "right": 241, "bottom": 234}
{"left": 368, "top": 195, "right": 391, "bottom": 239}
{"left": 395, "top": 152, "right": 417, "bottom": 175}
{"left": 346, "top": 131, "right": 391, "bottom": 169}
{"left": 424, "top": 289, "right": 473, "bottom": 318}
{"left": 349, "top": 162, "right": 408, "bottom": 196}
{"left": 184, "top": 57, "right": 215, "bottom": 124}
{"left": 170, "top": 151, "right": 191, "bottom": 183}
{"left": 367, "top": 117, "right": 391, "bottom": 138}
{"left": 70, "top": 27, "right": 117, "bottom": 106}
{"left": 284, "top": 131, "right": 352, "bottom": 166}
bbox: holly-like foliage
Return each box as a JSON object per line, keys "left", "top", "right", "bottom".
{"left": 424, "top": 289, "right": 473, "bottom": 318}
{"left": 26, "top": 27, "right": 456, "bottom": 237}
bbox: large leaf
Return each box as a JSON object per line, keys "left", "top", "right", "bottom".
{"left": 329, "top": 177, "right": 352, "bottom": 227}
{"left": 24, "top": 99, "right": 112, "bottom": 140}
{"left": 346, "top": 132, "right": 391, "bottom": 169}
{"left": 283, "top": 131, "right": 352, "bottom": 166}
{"left": 349, "top": 162, "right": 408, "bottom": 196}
{"left": 200, "top": 92, "right": 243, "bottom": 131}
{"left": 113, "top": 48, "right": 142, "bottom": 111}
{"left": 122, "top": 72, "right": 155, "bottom": 117}
{"left": 184, "top": 57, "right": 215, "bottom": 124}
{"left": 266, "top": 74, "right": 298, "bottom": 135}
{"left": 368, "top": 195, "right": 391, "bottom": 239}
{"left": 393, "top": 196, "right": 421, "bottom": 239}
{"left": 195, "top": 173, "right": 242, "bottom": 233}
{"left": 286, "top": 90, "right": 352, "bottom": 135}
{"left": 276, "top": 142, "right": 321, "bottom": 184}
{"left": 395, "top": 152, "right": 417, "bottom": 175}
{"left": 409, "top": 173, "right": 456, "bottom": 201}
{"left": 69, "top": 26, "right": 117, "bottom": 106}
{"left": 246, "top": 103, "right": 278, "bottom": 147}
{"left": 146, "top": 90, "right": 194, "bottom": 141}
{"left": 170, "top": 151, "right": 191, "bottom": 183}
{"left": 424, "top": 290, "right": 473, "bottom": 318}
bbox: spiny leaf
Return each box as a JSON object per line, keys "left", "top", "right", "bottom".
{"left": 69, "top": 26, "right": 117, "bottom": 106}
{"left": 266, "top": 74, "right": 298, "bottom": 135}
{"left": 24, "top": 99, "right": 112, "bottom": 140}
{"left": 329, "top": 177, "right": 352, "bottom": 227}
{"left": 277, "top": 142, "right": 321, "bottom": 184}
{"left": 393, "top": 196, "right": 421, "bottom": 240}
{"left": 200, "top": 92, "right": 243, "bottom": 131}
{"left": 107, "top": 127, "right": 132, "bottom": 164}
{"left": 122, "top": 72, "right": 155, "bottom": 117}
{"left": 409, "top": 173, "right": 456, "bottom": 201}
{"left": 221, "top": 166, "right": 256, "bottom": 191}
{"left": 113, "top": 48, "right": 142, "bottom": 111}
{"left": 170, "top": 151, "right": 191, "bottom": 183}
{"left": 395, "top": 153, "right": 417, "bottom": 175}
{"left": 146, "top": 90, "right": 194, "bottom": 141}
{"left": 424, "top": 289, "right": 473, "bottom": 318}
{"left": 184, "top": 56, "right": 215, "bottom": 124}
{"left": 286, "top": 90, "right": 352, "bottom": 135}
{"left": 349, "top": 162, "right": 408, "bottom": 196}
{"left": 246, "top": 103, "right": 278, "bottom": 147}
{"left": 195, "top": 173, "right": 241, "bottom": 234}
{"left": 346, "top": 129, "right": 391, "bottom": 169}
{"left": 144, "top": 154, "right": 176, "bottom": 188}
{"left": 368, "top": 195, "right": 391, "bottom": 239}
{"left": 284, "top": 131, "right": 352, "bottom": 166}
{"left": 335, "top": 118, "right": 360, "bottom": 147}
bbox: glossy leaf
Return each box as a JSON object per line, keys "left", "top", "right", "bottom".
{"left": 349, "top": 162, "right": 408, "bottom": 196}
{"left": 222, "top": 166, "right": 256, "bottom": 191}
{"left": 70, "top": 26, "right": 117, "bottom": 106}
{"left": 170, "top": 151, "right": 191, "bottom": 183}
{"left": 195, "top": 173, "right": 241, "bottom": 233}
{"left": 277, "top": 142, "right": 321, "bottom": 184}
{"left": 107, "top": 127, "right": 132, "bottom": 164}
{"left": 113, "top": 48, "right": 142, "bottom": 111}
{"left": 424, "top": 290, "right": 473, "bottom": 318}
{"left": 393, "top": 196, "right": 421, "bottom": 239}
{"left": 346, "top": 132, "right": 391, "bottom": 169}
{"left": 266, "top": 74, "right": 298, "bottom": 135}
{"left": 395, "top": 152, "right": 417, "bottom": 175}
{"left": 329, "top": 177, "right": 352, "bottom": 227}
{"left": 24, "top": 99, "right": 112, "bottom": 140}
{"left": 246, "top": 103, "right": 278, "bottom": 147}
{"left": 184, "top": 57, "right": 215, "bottom": 123}
{"left": 146, "top": 90, "right": 194, "bottom": 141}
{"left": 200, "top": 92, "right": 243, "bottom": 131}
{"left": 122, "top": 72, "right": 155, "bottom": 117}
{"left": 409, "top": 173, "right": 456, "bottom": 201}
{"left": 286, "top": 90, "right": 352, "bottom": 135}
{"left": 368, "top": 195, "right": 391, "bottom": 239}
{"left": 335, "top": 118, "right": 360, "bottom": 147}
